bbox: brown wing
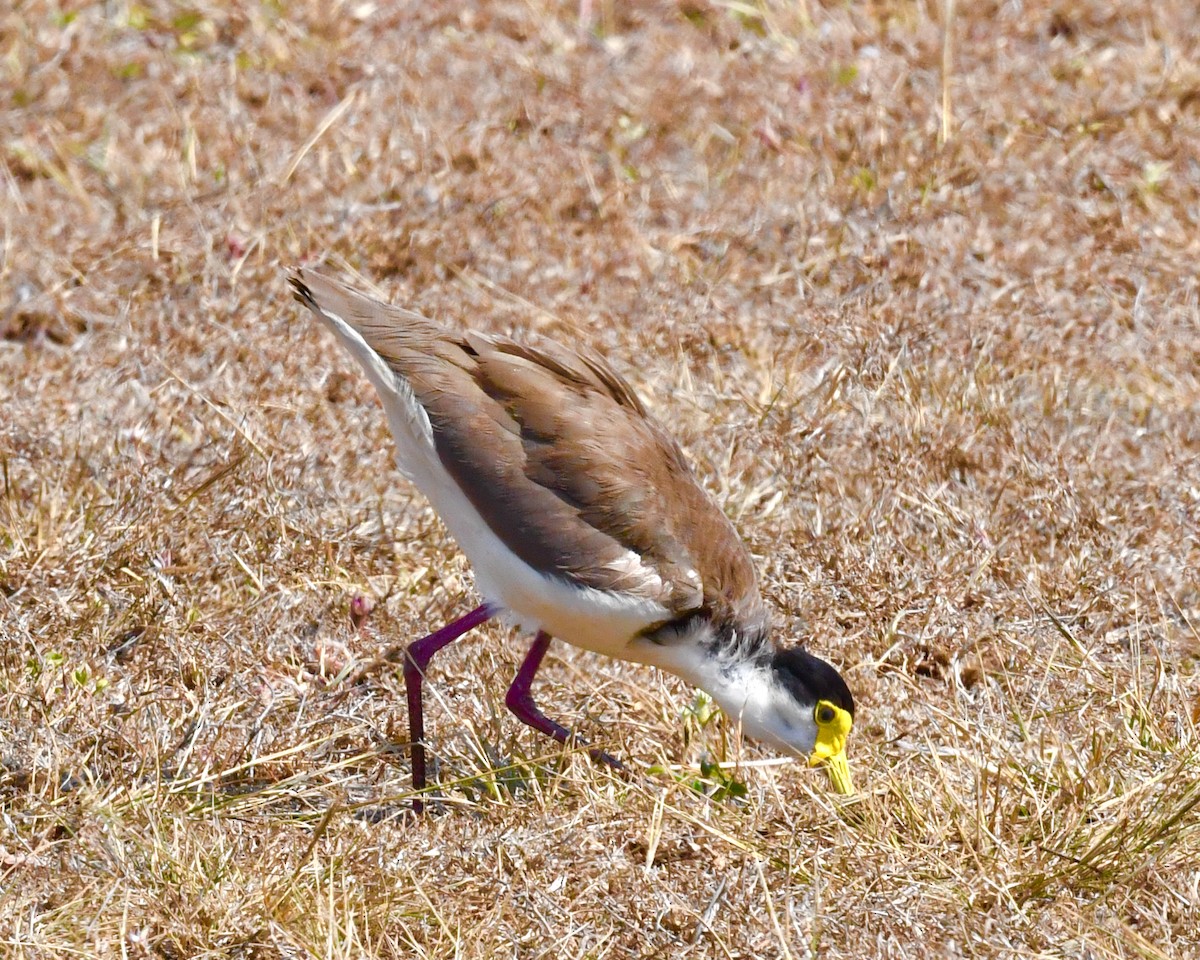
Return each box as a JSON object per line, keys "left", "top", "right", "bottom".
{"left": 291, "top": 268, "right": 764, "bottom": 625}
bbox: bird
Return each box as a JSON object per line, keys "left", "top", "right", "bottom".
{"left": 289, "top": 267, "right": 855, "bottom": 812}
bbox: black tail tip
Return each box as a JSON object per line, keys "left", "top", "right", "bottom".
{"left": 288, "top": 271, "right": 315, "bottom": 307}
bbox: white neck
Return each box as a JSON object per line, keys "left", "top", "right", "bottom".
{"left": 630, "top": 620, "right": 808, "bottom": 758}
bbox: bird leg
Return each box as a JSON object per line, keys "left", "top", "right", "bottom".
{"left": 404, "top": 603, "right": 495, "bottom": 813}
{"left": 505, "top": 631, "right": 624, "bottom": 770}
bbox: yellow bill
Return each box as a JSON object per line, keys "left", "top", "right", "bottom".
{"left": 814, "top": 747, "right": 854, "bottom": 794}
{"left": 810, "top": 700, "right": 855, "bottom": 795}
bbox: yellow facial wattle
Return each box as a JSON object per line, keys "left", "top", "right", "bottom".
{"left": 809, "top": 699, "right": 854, "bottom": 795}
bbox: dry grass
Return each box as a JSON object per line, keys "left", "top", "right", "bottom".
{"left": 3, "top": 0, "right": 1199, "bottom": 956}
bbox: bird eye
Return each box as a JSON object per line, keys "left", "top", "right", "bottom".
{"left": 815, "top": 704, "right": 836, "bottom": 726}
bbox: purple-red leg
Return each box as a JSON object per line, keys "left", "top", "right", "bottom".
{"left": 404, "top": 603, "right": 494, "bottom": 813}
{"left": 505, "top": 631, "right": 623, "bottom": 770}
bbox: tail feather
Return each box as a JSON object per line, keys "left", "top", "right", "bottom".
{"left": 289, "top": 267, "right": 439, "bottom": 484}
{"left": 288, "top": 268, "right": 442, "bottom": 360}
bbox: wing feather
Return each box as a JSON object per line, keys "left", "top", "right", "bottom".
{"left": 291, "top": 268, "right": 764, "bottom": 626}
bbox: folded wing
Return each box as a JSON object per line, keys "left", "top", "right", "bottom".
{"left": 290, "top": 268, "right": 764, "bottom": 630}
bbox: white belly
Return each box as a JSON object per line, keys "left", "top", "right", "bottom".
{"left": 425, "top": 465, "right": 670, "bottom": 658}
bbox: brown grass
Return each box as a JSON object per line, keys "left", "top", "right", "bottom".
{"left": 3, "top": 0, "right": 1199, "bottom": 956}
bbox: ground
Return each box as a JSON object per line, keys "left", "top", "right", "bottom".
{"left": 2, "top": 1, "right": 1199, "bottom": 957}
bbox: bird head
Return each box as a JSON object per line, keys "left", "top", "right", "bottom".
{"left": 738, "top": 646, "right": 855, "bottom": 794}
